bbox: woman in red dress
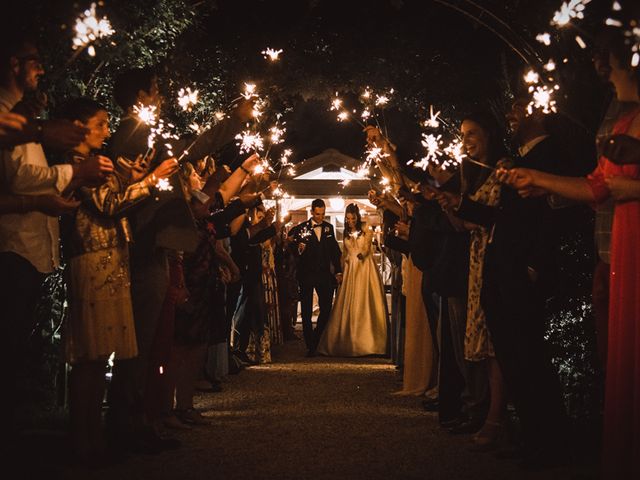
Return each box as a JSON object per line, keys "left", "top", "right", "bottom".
{"left": 504, "top": 45, "right": 640, "bottom": 477}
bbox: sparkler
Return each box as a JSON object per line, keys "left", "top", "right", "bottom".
{"left": 261, "top": 47, "right": 283, "bottom": 61}
{"left": 235, "top": 130, "right": 265, "bottom": 154}
{"left": 524, "top": 69, "right": 540, "bottom": 84}
{"left": 536, "top": 33, "right": 552, "bottom": 46}
{"left": 241, "top": 83, "right": 258, "bottom": 100}
{"left": 423, "top": 105, "right": 442, "bottom": 129}
{"left": 527, "top": 84, "right": 560, "bottom": 114}
{"left": 133, "top": 103, "right": 157, "bottom": 126}
{"left": 156, "top": 178, "right": 173, "bottom": 192}
{"left": 71, "top": 2, "right": 115, "bottom": 57}
{"left": 551, "top": 0, "right": 592, "bottom": 27}
{"left": 177, "top": 87, "right": 199, "bottom": 112}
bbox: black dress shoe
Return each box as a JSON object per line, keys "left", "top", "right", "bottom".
{"left": 439, "top": 417, "right": 466, "bottom": 429}
{"left": 448, "top": 419, "right": 483, "bottom": 435}
{"left": 305, "top": 350, "right": 317, "bottom": 357}
{"left": 421, "top": 399, "right": 439, "bottom": 412}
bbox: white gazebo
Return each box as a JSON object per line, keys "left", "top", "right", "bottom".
{"left": 274, "top": 148, "right": 381, "bottom": 238}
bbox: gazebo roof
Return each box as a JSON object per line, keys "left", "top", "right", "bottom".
{"left": 280, "top": 148, "right": 370, "bottom": 197}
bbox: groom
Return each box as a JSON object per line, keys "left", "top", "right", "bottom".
{"left": 288, "top": 199, "right": 342, "bottom": 356}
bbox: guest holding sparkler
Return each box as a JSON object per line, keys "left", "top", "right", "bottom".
{"left": 55, "top": 97, "right": 177, "bottom": 465}
{"left": 441, "top": 108, "right": 570, "bottom": 467}
{"left": 436, "top": 112, "right": 510, "bottom": 446}
{"left": 504, "top": 28, "right": 640, "bottom": 476}
{"left": 0, "top": 30, "right": 114, "bottom": 441}
{"left": 106, "top": 66, "right": 253, "bottom": 455}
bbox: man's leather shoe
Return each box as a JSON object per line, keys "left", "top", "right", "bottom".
{"left": 439, "top": 417, "right": 466, "bottom": 429}
{"left": 448, "top": 419, "right": 483, "bottom": 435}
{"left": 421, "top": 399, "right": 439, "bottom": 412}
{"left": 305, "top": 350, "right": 317, "bottom": 357}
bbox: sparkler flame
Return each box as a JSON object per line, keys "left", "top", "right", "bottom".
{"left": 177, "top": 87, "right": 199, "bottom": 112}
{"left": 524, "top": 69, "right": 540, "bottom": 84}
{"left": 235, "top": 130, "right": 265, "bottom": 154}
{"left": 72, "top": 2, "right": 115, "bottom": 55}
{"left": 551, "top": 0, "right": 592, "bottom": 27}
{"left": 536, "top": 33, "right": 552, "bottom": 46}
{"left": 156, "top": 178, "right": 173, "bottom": 192}
{"left": 424, "top": 105, "right": 442, "bottom": 129}
{"left": 527, "top": 84, "right": 560, "bottom": 115}
{"left": 375, "top": 94, "right": 389, "bottom": 106}
{"left": 133, "top": 103, "right": 157, "bottom": 126}
{"left": 261, "top": 47, "right": 283, "bottom": 61}
{"left": 242, "top": 82, "right": 258, "bottom": 100}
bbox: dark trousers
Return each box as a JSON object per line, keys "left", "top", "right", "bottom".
{"left": 437, "top": 297, "right": 465, "bottom": 422}
{"left": 107, "top": 248, "right": 169, "bottom": 438}
{"left": 299, "top": 279, "right": 334, "bottom": 351}
{"left": 482, "top": 267, "right": 567, "bottom": 454}
{"left": 233, "top": 281, "right": 265, "bottom": 353}
{"left": 0, "top": 252, "right": 46, "bottom": 433}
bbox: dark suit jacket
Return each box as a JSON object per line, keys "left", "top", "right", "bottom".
{"left": 456, "top": 136, "right": 567, "bottom": 297}
{"left": 231, "top": 221, "right": 276, "bottom": 285}
{"left": 289, "top": 219, "right": 342, "bottom": 285}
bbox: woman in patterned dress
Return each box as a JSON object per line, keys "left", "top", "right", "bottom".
{"left": 443, "top": 112, "right": 510, "bottom": 447}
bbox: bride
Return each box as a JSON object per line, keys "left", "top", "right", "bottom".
{"left": 317, "top": 203, "right": 388, "bottom": 356}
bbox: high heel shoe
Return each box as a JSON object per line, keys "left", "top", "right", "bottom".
{"left": 470, "top": 420, "right": 505, "bottom": 452}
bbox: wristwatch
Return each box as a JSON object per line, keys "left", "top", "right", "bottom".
{"left": 240, "top": 164, "right": 251, "bottom": 175}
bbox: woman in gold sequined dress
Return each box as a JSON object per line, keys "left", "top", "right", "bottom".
{"left": 58, "top": 98, "right": 178, "bottom": 463}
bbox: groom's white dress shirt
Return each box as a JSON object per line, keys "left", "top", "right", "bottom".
{"left": 312, "top": 222, "right": 323, "bottom": 242}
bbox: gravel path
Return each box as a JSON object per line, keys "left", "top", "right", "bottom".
{"left": 60, "top": 339, "right": 594, "bottom": 480}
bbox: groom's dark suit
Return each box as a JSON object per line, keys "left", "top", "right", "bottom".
{"left": 289, "top": 219, "right": 342, "bottom": 352}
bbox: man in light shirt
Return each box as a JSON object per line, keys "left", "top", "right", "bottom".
{"left": 0, "top": 31, "right": 113, "bottom": 436}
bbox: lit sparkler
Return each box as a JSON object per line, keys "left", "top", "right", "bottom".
{"left": 156, "top": 178, "right": 173, "bottom": 192}
{"left": 261, "top": 47, "right": 283, "bottom": 61}
{"left": 527, "top": 84, "right": 560, "bottom": 114}
{"left": 242, "top": 82, "right": 258, "bottom": 100}
{"left": 551, "top": 0, "right": 592, "bottom": 27}
{"left": 536, "top": 33, "right": 552, "bottom": 46}
{"left": 443, "top": 138, "right": 466, "bottom": 168}
{"left": 235, "top": 130, "right": 265, "bottom": 154}
{"left": 543, "top": 59, "right": 557, "bottom": 72}
{"left": 177, "top": 87, "right": 199, "bottom": 112}
{"left": 133, "top": 103, "right": 157, "bottom": 126}
{"left": 423, "top": 105, "right": 442, "bottom": 129}
{"left": 524, "top": 69, "right": 540, "bottom": 84}
{"left": 71, "top": 2, "right": 115, "bottom": 57}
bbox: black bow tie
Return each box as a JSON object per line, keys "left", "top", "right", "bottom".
{"left": 312, "top": 223, "right": 322, "bottom": 228}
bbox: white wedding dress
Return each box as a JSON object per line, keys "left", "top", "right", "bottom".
{"left": 317, "top": 227, "right": 388, "bottom": 356}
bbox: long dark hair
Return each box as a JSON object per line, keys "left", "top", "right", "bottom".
{"left": 344, "top": 203, "right": 363, "bottom": 238}
{"left": 460, "top": 110, "right": 507, "bottom": 195}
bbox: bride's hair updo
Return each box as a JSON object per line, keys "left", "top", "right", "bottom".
{"left": 344, "top": 203, "right": 363, "bottom": 237}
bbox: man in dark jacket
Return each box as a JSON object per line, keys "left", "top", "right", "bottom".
{"left": 288, "top": 199, "right": 342, "bottom": 355}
